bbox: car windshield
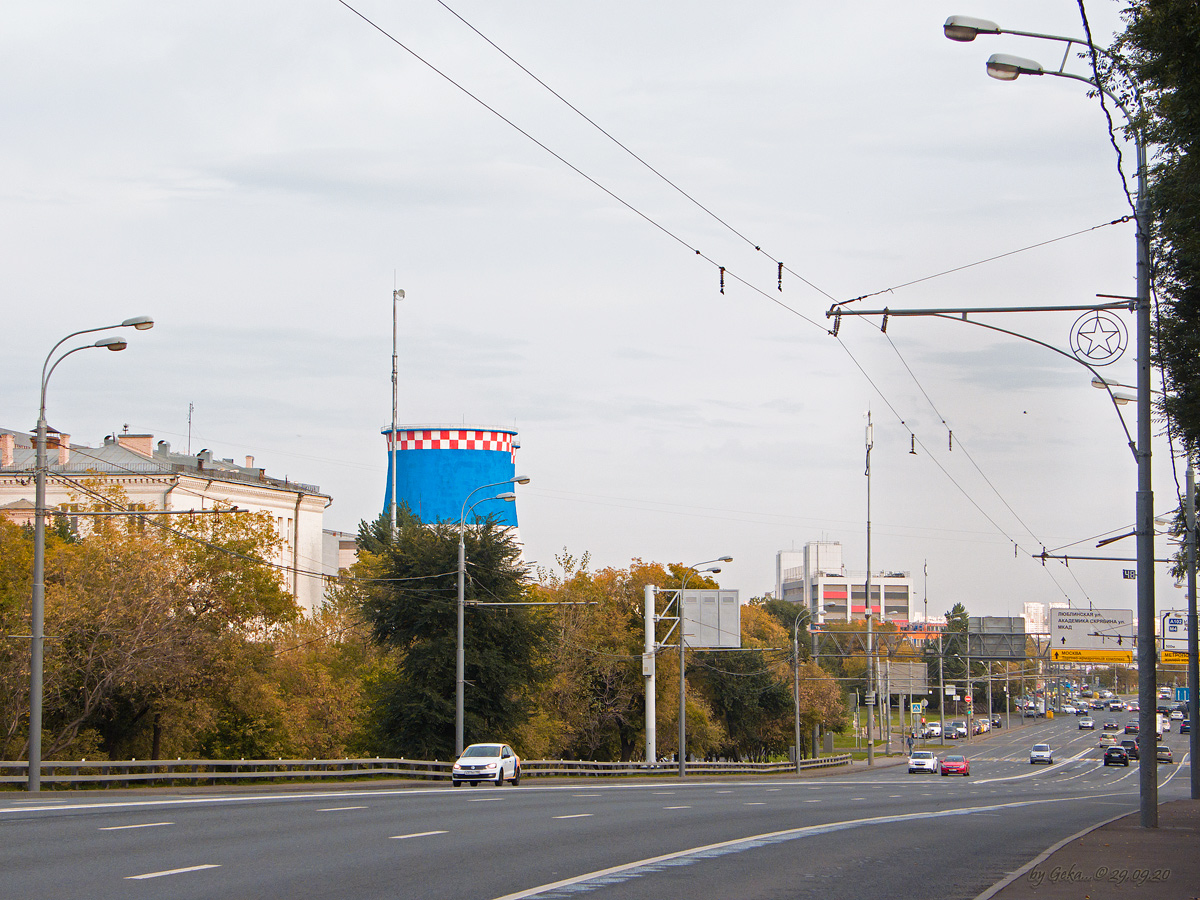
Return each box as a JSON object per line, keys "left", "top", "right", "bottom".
{"left": 911, "top": 751, "right": 932, "bottom": 759}
{"left": 946, "top": 755, "right": 965, "bottom": 762}
{"left": 461, "top": 744, "right": 502, "bottom": 758}
{"left": 1033, "top": 744, "right": 1050, "bottom": 751}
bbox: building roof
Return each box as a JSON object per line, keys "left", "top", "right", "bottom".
{"left": 0, "top": 429, "right": 326, "bottom": 497}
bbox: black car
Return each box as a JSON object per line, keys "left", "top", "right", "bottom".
{"left": 1182, "top": 719, "right": 1191, "bottom": 734}
{"left": 1119, "top": 738, "right": 1140, "bottom": 760}
{"left": 1103, "top": 746, "right": 1130, "bottom": 767}
{"left": 991, "top": 715, "right": 1002, "bottom": 728}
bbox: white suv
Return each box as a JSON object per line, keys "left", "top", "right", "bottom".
{"left": 1030, "top": 743, "right": 1054, "bottom": 765}
{"left": 908, "top": 750, "right": 939, "bottom": 774}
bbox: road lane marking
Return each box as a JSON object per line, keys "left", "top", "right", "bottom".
{"left": 663, "top": 806, "right": 691, "bottom": 810}
{"left": 390, "top": 831, "right": 448, "bottom": 839}
{"left": 467, "top": 797, "right": 504, "bottom": 802}
{"left": 126, "top": 865, "right": 220, "bottom": 880}
{"left": 571, "top": 794, "right": 601, "bottom": 797}
{"left": 804, "top": 799, "right": 821, "bottom": 803}
{"left": 99, "top": 822, "right": 173, "bottom": 831}
{"left": 318, "top": 806, "right": 367, "bottom": 812}
{"left": 487, "top": 792, "right": 1134, "bottom": 900}
{"left": 715, "top": 790, "right": 733, "bottom": 794}
{"left": 651, "top": 792, "right": 674, "bottom": 795}
{"left": 744, "top": 802, "right": 765, "bottom": 806}
{"left": 765, "top": 788, "right": 781, "bottom": 792}
{"left": 553, "top": 814, "right": 593, "bottom": 819}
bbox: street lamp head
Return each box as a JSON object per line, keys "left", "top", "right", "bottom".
{"left": 986, "top": 53, "right": 1043, "bottom": 81}
{"left": 95, "top": 337, "right": 128, "bottom": 351}
{"left": 943, "top": 15, "right": 1000, "bottom": 42}
{"left": 511, "top": 475, "right": 531, "bottom": 485}
{"left": 718, "top": 556, "right": 733, "bottom": 563}
{"left": 495, "top": 492, "right": 517, "bottom": 502}
{"left": 121, "top": 316, "right": 155, "bottom": 331}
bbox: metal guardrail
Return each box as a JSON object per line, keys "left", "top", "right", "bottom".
{"left": 0, "top": 754, "right": 851, "bottom": 787}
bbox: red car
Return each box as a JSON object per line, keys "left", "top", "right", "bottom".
{"left": 940, "top": 754, "right": 970, "bottom": 776}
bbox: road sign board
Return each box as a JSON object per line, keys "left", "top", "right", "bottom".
{"left": 1162, "top": 650, "right": 1189, "bottom": 666}
{"left": 1051, "top": 648, "right": 1135, "bottom": 664}
{"left": 1177, "top": 687, "right": 1191, "bottom": 703}
{"left": 1050, "top": 608, "right": 1133, "bottom": 650}
{"left": 1161, "top": 611, "right": 1188, "bottom": 650}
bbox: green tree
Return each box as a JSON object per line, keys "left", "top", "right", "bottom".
{"left": 357, "top": 508, "right": 541, "bottom": 760}
{"left": 1117, "top": 2, "right": 1200, "bottom": 452}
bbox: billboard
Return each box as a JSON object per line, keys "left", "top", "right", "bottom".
{"left": 1161, "top": 611, "right": 1189, "bottom": 651}
{"left": 884, "top": 661, "right": 928, "bottom": 695}
{"left": 681, "top": 590, "right": 741, "bottom": 649}
{"left": 967, "top": 616, "right": 1027, "bottom": 659}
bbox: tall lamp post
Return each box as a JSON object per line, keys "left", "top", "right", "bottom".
{"left": 29, "top": 316, "right": 154, "bottom": 792}
{"left": 456, "top": 475, "right": 530, "bottom": 757}
{"left": 677, "top": 556, "right": 732, "bottom": 777}
{"left": 944, "top": 14, "right": 1156, "bottom": 826}
{"left": 793, "top": 607, "right": 813, "bottom": 772}
{"left": 389, "top": 288, "right": 404, "bottom": 535}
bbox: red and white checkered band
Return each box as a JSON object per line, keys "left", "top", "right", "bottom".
{"left": 389, "top": 429, "right": 516, "bottom": 461}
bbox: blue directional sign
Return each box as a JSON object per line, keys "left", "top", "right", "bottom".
{"left": 1176, "top": 687, "right": 1190, "bottom": 704}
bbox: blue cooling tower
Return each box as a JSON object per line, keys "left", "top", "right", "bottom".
{"left": 382, "top": 425, "right": 520, "bottom": 527}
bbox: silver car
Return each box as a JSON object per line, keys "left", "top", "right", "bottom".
{"left": 1030, "top": 743, "right": 1054, "bottom": 765}
{"left": 452, "top": 743, "right": 522, "bottom": 786}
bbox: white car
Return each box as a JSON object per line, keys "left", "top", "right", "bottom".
{"left": 925, "top": 722, "right": 942, "bottom": 738}
{"left": 1030, "top": 743, "right": 1054, "bottom": 765}
{"left": 1061, "top": 704, "right": 1077, "bottom": 715}
{"left": 908, "top": 750, "right": 939, "bottom": 774}
{"left": 1170, "top": 709, "right": 1184, "bottom": 721}
{"left": 452, "top": 743, "right": 522, "bottom": 786}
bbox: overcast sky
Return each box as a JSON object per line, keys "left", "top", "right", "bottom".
{"left": 4, "top": 1, "right": 1183, "bottom": 620}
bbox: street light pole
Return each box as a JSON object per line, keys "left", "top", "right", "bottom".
{"left": 943, "top": 15, "right": 1158, "bottom": 828}
{"left": 793, "top": 608, "right": 812, "bottom": 772}
{"left": 676, "top": 556, "right": 732, "bottom": 778}
{"left": 390, "top": 289, "right": 404, "bottom": 536}
{"left": 28, "top": 317, "right": 153, "bottom": 792}
{"left": 456, "top": 475, "right": 529, "bottom": 757}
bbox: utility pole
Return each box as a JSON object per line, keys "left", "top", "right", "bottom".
{"left": 864, "top": 411, "right": 875, "bottom": 765}
{"left": 1187, "top": 462, "right": 1198, "bottom": 800}
{"left": 645, "top": 584, "right": 657, "bottom": 766}
{"left": 390, "top": 288, "right": 404, "bottom": 535}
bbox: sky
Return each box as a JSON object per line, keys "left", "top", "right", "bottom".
{"left": 3, "top": 1, "right": 1185, "bottom": 622}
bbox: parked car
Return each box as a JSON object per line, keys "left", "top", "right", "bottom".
{"left": 940, "top": 754, "right": 970, "bottom": 776}
{"left": 451, "top": 743, "right": 522, "bottom": 786}
{"left": 1157, "top": 745, "right": 1174, "bottom": 764}
{"left": 908, "top": 750, "right": 939, "bottom": 774}
{"left": 1103, "top": 746, "right": 1130, "bottom": 767}
{"left": 1120, "top": 739, "right": 1140, "bottom": 760}
{"left": 1029, "top": 743, "right": 1054, "bottom": 765}
{"left": 1079, "top": 718, "right": 1095, "bottom": 730}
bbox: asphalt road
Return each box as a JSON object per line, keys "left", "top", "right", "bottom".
{"left": 2, "top": 718, "right": 1191, "bottom": 900}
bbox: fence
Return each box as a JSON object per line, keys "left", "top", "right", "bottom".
{"left": 0, "top": 754, "right": 850, "bottom": 788}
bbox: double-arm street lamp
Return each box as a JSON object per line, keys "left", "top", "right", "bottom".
{"left": 944, "top": 14, "right": 1158, "bottom": 827}
{"left": 793, "top": 607, "right": 813, "bottom": 772}
{"left": 677, "top": 556, "right": 732, "bottom": 777}
{"left": 456, "top": 475, "right": 530, "bottom": 757}
{"left": 28, "top": 316, "right": 154, "bottom": 792}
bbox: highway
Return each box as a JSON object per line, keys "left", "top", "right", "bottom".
{"left": 2, "top": 717, "right": 1190, "bottom": 900}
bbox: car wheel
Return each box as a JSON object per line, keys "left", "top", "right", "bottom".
{"left": 512, "top": 765, "right": 521, "bottom": 786}
{"left": 453, "top": 779, "right": 461, "bottom": 786}
{"left": 496, "top": 769, "right": 504, "bottom": 786}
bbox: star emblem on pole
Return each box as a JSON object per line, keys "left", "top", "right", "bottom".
{"left": 1070, "top": 310, "right": 1128, "bottom": 366}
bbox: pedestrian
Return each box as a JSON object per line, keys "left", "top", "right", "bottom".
{"left": 906, "top": 735, "right": 914, "bottom": 755}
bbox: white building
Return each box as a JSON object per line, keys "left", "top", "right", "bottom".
{"left": 776, "top": 541, "right": 914, "bottom": 625}
{"left": 0, "top": 428, "right": 333, "bottom": 615}
{"left": 1022, "top": 601, "right": 1069, "bottom": 635}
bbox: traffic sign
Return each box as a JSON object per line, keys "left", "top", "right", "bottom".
{"left": 1051, "top": 648, "right": 1135, "bottom": 664}
{"left": 1162, "top": 650, "right": 1189, "bottom": 666}
{"left": 1161, "top": 611, "right": 1188, "bottom": 650}
{"left": 1050, "top": 608, "right": 1133, "bottom": 650}
{"left": 1177, "top": 687, "right": 1191, "bottom": 703}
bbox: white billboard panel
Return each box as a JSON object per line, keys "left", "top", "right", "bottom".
{"left": 682, "top": 590, "right": 741, "bottom": 648}
{"left": 1049, "top": 608, "right": 1133, "bottom": 650}
{"left": 1161, "top": 610, "right": 1189, "bottom": 650}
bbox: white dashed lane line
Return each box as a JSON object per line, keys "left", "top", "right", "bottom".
{"left": 553, "top": 814, "right": 593, "bottom": 820}
{"left": 390, "top": 831, "right": 448, "bottom": 840}
{"left": 663, "top": 806, "right": 691, "bottom": 810}
{"left": 318, "top": 806, "right": 367, "bottom": 812}
{"left": 99, "top": 822, "right": 173, "bottom": 831}
{"left": 126, "top": 865, "right": 220, "bottom": 880}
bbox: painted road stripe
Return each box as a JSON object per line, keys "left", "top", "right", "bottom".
{"left": 744, "top": 802, "right": 765, "bottom": 806}
{"left": 389, "top": 831, "right": 448, "bottom": 840}
{"left": 663, "top": 806, "right": 691, "bottom": 810}
{"left": 318, "top": 806, "right": 367, "bottom": 812}
{"left": 126, "top": 865, "right": 219, "bottom": 880}
{"left": 553, "top": 814, "right": 593, "bottom": 820}
{"left": 488, "top": 792, "right": 1135, "bottom": 900}
{"left": 99, "top": 822, "right": 173, "bottom": 831}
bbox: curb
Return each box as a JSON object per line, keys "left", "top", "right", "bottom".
{"left": 970, "top": 809, "right": 1133, "bottom": 900}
